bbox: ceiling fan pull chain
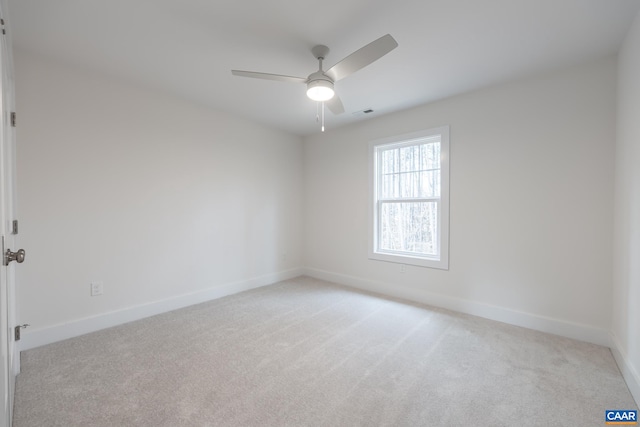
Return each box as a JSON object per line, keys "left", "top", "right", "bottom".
{"left": 321, "top": 101, "right": 325, "bottom": 132}
{"left": 316, "top": 102, "right": 320, "bottom": 123}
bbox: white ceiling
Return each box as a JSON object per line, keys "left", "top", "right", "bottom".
{"left": 8, "top": 0, "right": 640, "bottom": 136}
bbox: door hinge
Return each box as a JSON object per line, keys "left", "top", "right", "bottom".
{"left": 1, "top": 18, "right": 5, "bottom": 35}
{"left": 10, "top": 112, "right": 16, "bottom": 127}
{"left": 14, "top": 324, "right": 29, "bottom": 341}
{"left": 12, "top": 220, "right": 18, "bottom": 235}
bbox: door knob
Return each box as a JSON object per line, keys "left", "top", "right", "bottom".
{"left": 5, "top": 248, "right": 25, "bottom": 265}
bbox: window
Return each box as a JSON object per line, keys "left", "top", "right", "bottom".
{"left": 369, "top": 126, "right": 449, "bottom": 269}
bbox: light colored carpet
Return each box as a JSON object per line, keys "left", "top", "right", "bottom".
{"left": 13, "top": 276, "right": 638, "bottom": 426}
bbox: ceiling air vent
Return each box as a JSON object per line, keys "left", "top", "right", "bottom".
{"left": 352, "top": 108, "right": 375, "bottom": 117}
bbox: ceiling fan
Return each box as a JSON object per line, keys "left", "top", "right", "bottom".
{"left": 232, "top": 34, "right": 398, "bottom": 130}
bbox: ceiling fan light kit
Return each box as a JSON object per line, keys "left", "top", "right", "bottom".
{"left": 231, "top": 34, "right": 398, "bottom": 131}
{"left": 306, "top": 78, "right": 334, "bottom": 102}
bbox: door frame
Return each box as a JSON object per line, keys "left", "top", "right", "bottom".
{"left": 0, "top": 1, "right": 18, "bottom": 425}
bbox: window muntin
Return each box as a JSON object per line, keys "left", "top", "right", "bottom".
{"left": 369, "top": 127, "right": 449, "bottom": 270}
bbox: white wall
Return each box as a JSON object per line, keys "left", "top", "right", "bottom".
{"left": 304, "top": 57, "right": 616, "bottom": 345}
{"left": 15, "top": 51, "right": 303, "bottom": 347}
{"left": 612, "top": 10, "right": 640, "bottom": 404}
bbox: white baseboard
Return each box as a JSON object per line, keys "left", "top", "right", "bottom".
{"left": 19, "top": 268, "right": 304, "bottom": 352}
{"left": 302, "top": 268, "right": 612, "bottom": 348}
{"left": 610, "top": 332, "right": 640, "bottom": 406}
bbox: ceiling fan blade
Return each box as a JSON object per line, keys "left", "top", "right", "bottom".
{"left": 325, "top": 34, "right": 398, "bottom": 82}
{"left": 326, "top": 95, "right": 345, "bottom": 115}
{"left": 231, "top": 70, "right": 307, "bottom": 84}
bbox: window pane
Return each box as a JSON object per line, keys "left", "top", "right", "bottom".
{"left": 399, "top": 145, "right": 420, "bottom": 172}
{"left": 421, "top": 142, "right": 440, "bottom": 170}
{"left": 379, "top": 201, "right": 438, "bottom": 256}
{"left": 398, "top": 171, "right": 417, "bottom": 198}
{"left": 419, "top": 170, "right": 440, "bottom": 198}
{"left": 381, "top": 173, "right": 399, "bottom": 198}
{"left": 381, "top": 148, "right": 397, "bottom": 174}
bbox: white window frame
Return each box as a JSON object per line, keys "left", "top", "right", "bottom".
{"left": 368, "top": 126, "right": 450, "bottom": 270}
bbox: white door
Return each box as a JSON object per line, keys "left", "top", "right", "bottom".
{"left": 0, "top": 2, "right": 19, "bottom": 426}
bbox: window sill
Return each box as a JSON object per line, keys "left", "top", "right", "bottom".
{"left": 368, "top": 251, "right": 449, "bottom": 270}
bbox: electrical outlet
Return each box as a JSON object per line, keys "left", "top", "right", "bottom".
{"left": 90, "top": 281, "right": 104, "bottom": 296}
{"left": 400, "top": 264, "right": 406, "bottom": 274}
